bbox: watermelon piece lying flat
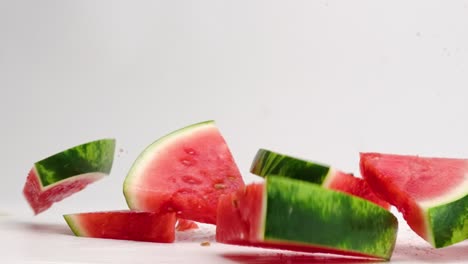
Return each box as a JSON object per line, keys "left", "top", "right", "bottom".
{"left": 123, "top": 120, "right": 244, "bottom": 224}
{"left": 216, "top": 176, "right": 398, "bottom": 260}
{"left": 250, "top": 149, "right": 390, "bottom": 209}
{"left": 176, "top": 219, "right": 199, "bottom": 231}
{"left": 64, "top": 211, "right": 176, "bottom": 243}
{"left": 360, "top": 152, "right": 468, "bottom": 248}
{"left": 23, "top": 139, "right": 116, "bottom": 214}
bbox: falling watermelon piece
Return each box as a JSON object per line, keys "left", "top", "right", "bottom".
{"left": 360, "top": 152, "right": 468, "bottom": 248}
{"left": 176, "top": 219, "right": 199, "bottom": 231}
{"left": 23, "top": 139, "right": 116, "bottom": 214}
{"left": 123, "top": 120, "right": 244, "bottom": 224}
{"left": 216, "top": 176, "right": 398, "bottom": 260}
{"left": 64, "top": 211, "right": 176, "bottom": 243}
{"left": 250, "top": 149, "right": 390, "bottom": 209}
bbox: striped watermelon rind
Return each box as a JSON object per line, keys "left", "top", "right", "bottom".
{"left": 250, "top": 149, "right": 390, "bottom": 209}
{"left": 217, "top": 176, "right": 398, "bottom": 260}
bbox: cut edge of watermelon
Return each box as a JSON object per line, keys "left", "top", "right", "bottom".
{"left": 63, "top": 214, "right": 85, "bottom": 237}
{"left": 321, "top": 167, "right": 338, "bottom": 188}
{"left": 258, "top": 182, "right": 268, "bottom": 241}
{"left": 123, "top": 120, "right": 215, "bottom": 208}
{"left": 32, "top": 166, "right": 107, "bottom": 191}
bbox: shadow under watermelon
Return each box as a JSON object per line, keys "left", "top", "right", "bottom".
{"left": 221, "top": 252, "right": 383, "bottom": 264}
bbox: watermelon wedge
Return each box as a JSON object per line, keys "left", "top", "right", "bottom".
{"left": 360, "top": 152, "right": 468, "bottom": 248}
{"left": 64, "top": 211, "right": 176, "bottom": 243}
{"left": 216, "top": 176, "right": 398, "bottom": 260}
{"left": 250, "top": 149, "right": 390, "bottom": 209}
{"left": 23, "top": 139, "right": 116, "bottom": 214}
{"left": 123, "top": 120, "right": 244, "bottom": 224}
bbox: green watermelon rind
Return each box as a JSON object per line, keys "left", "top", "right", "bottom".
{"left": 427, "top": 194, "right": 468, "bottom": 248}
{"left": 123, "top": 120, "right": 215, "bottom": 208}
{"left": 34, "top": 139, "right": 116, "bottom": 188}
{"left": 63, "top": 214, "right": 84, "bottom": 237}
{"left": 262, "top": 176, "right": 398, "bottom": 260}
{"left": 250, "top": 149, "right": 332, "bottom": 184}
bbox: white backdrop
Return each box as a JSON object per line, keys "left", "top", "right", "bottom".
{"left": 2, "top": 0, "right": 468, "bottom": 217}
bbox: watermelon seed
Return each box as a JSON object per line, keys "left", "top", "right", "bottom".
{"left": 214, "top": 183, "right": 226, "bottom": 190}
{"left": 200, "top": 241, "right": 211, "bottom": 246}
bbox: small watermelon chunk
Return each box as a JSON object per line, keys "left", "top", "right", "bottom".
{"left": 123, "top": 121, "right": 244, "bottom": 224}
{"left": 216, "top": 176, "right": 398, "bottom": 260}
{"left": 64, "top": 211, "right": 176, "bottom": 243}
{"left": 360, "top": 152, "right": 468, "bottom": 248}
{"left": 250, "top": 149, "right": 390, "bottom": 209}
{"left": 23, "top": 139, "right": 116, "bottom": 214}
{"left": 176, "top": 219, "right": 199, "bottom": 231}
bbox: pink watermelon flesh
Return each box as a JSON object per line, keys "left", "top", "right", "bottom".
{"left": 216, "top": 184, "right": 376, "bottom": 259}
{"left": 64, "top": 211, "right": 176, "bottom": 243}
{"left": 23, "top": 168, "right": 104, "bottom": 214}
{"left": 176, "top": 219, "right": 199, "bottom": 231}
{"left": 326, "top": 171, "right": 391, "bottom": 210}
{"left": 360, "top": 152, "right": 468, "bottom": 246}
{"left": 124, "top": 121, "right": 245, "bottom": 224}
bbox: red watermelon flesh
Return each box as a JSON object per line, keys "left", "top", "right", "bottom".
{"left": 23, "top": 168, "right": 104, "bottom": 214}
{"left": 124, "top": 121, "right": 245, "bottom": 224}
{"left": 360, "top": 152, "right": 468, "bottom": 247}
{"left": 64, "top": 211, "right": 176, "bottom": 243}
{"left": 325, "top": 171, "right": 391, "bottom": 210}
{"left": 216, "top": 183, "right": 264, "bottom": 244}
{"left": 176, "top": 219, "right": 199, "bottom": 231}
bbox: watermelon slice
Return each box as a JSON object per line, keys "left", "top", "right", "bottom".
{"left": 176, "top": 219, "right": 199, "bottom": 231}
{"left": 23, "top": 139, "right": 116, "bottom": 214}
{"left": 64, "top": 211, "right": 176, "bottom": 243}
{"left": 250, "top": 149, "right": 390, "bottom": 209}
{"left": 360, "top": 152, "right": 468, "bottom": 248}
{"left": 123, "top": 120, "right": 244, "bottom": 224}
{"left": 216, "top": 176, "right": 398, "bottom": 260}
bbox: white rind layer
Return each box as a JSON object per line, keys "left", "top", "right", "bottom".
{"left": 321, "top": 168, "right": 336, "bottom": 188}
{"left": 34, "top": 166, "right": 107, "bottom": 191}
